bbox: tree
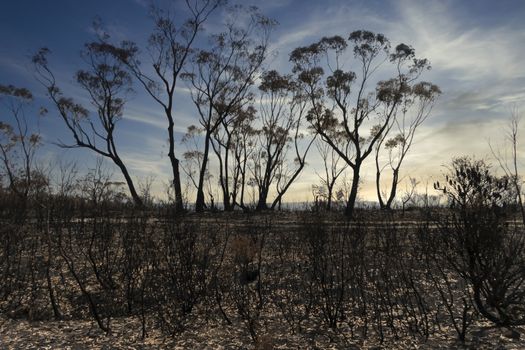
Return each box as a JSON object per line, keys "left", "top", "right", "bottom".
{"left": 490, "top": 109, "right": 525, "bottom": 224}
{"left": 250, "top": 70, "right": 316, "bottom": 210}
{"left": 210, "top": 105, "right": 257, "bottom": 211}
{"left": 181, "top": 124, "right": 205, "bottom": 191}
{"left": 180, "top": 124, "right": 215, "bottom": 209}
{"left": 374, "top": 79, "right": 440, "bottom": 209}
{"left": 33, "top": 43, "right": 143, "bottom": 207}
{"left": 291, "top": 32, "right": 431, "bottom": 217}
{"left": 401, "top": 176, "right": 419, "bottom": 213}
{"left": 314, "top": 137, "right": 348, "bottom": 210}
{"left": 101, "top": 1, "right": 224, "bottom": 212}
{"left": 181, "top": 6, "right": 275, "bottom": 212}
{"left": 0, "top": 85, "right": 42, "bottom": 209}
{"left": 78, "top": 157, "right": 126, "bottom": 207}
{"left": 230, "top": 107, "right": 258, "bottom": 210}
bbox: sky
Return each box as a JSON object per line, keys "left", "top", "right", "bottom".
{"left": 1, "top": 0, "right": 525, "bottom": 205}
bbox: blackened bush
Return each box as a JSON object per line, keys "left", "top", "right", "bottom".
{"left": 151, "top": 217, "right": 220, "bottom": 334}
{"left": 301, "top": 214, "right": 367, "bottom": 331}
{"left": 435, "top": 156, "right": 525, "bottom": 327}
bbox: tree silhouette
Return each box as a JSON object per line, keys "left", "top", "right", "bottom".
{"left": 0, "top": 85, "right": 42, "bottom": 211}
{"left": 490, "top": 110, "right": 525, "bottom": 224}
{"left": 374, "top": 79, "right": 440, "bottom": 209}
{"left": 251, "top": 70, "right": 315, "bottom": 210}
{"left": 291, "top": 31, "right": 432, "bottom": 217}
{"left": 181, "top": 6, "right": 275, "bottom": 212}
{"left": 96, "top": 1, "right": 224, "bottom": 212}
{"left": 210, "top": 105, "right": 257, "bottom": 211}
{"left": 33, "top": 44, "right": 143, "bottom": 207}
{"left": 314, "top": 136, "right": 348, "bottom": 210}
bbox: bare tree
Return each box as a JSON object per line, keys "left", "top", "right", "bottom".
{"left": 314, "top": 136, "right": 348, "bottom": 210}
{"left": 33, "top": 44, "right": 143, "bottom": 206}
{"left": 401, "top": 176, "right": 419, "bottom": 213}
{"left": 230, "top": 107, "right": 258, "bottom": 209}
{"left": 182, "top": 6, "right": 275, "bottom": 212}
{"left": 490, "top": 109, "right": 525, "bottom": 224}
{"left": 78, "top": 157, "right": 126, "bottom": 207}
{"left": 181, "top": 124, "right": 206, "bottom": 192}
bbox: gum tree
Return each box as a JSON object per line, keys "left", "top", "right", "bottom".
{"left": 210, "top": 105, "right": 257, "bottom": 211}
{"left": 314, "top": 136, "right": 348, "bottom": 211}
{"left": 251, "top": 70, "right": 315, "bottom": 210}
{"left": 374, "top": 78, "right": 441, "bottom": 210}
{"left": 0, "top": 85, "right": 42, "bottom": 206}
{"left": 102, "top": 0, "right": 224, "bottom": 212}
{"left": 181, "top": 6, "right": 275, "bottom": 212}
{"left": 33, "top": 44, "right": 143, "bottom": 207}
{"left": 291, "top": 31, "right": 432, "bottom": 217}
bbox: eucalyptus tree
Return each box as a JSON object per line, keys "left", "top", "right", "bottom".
{"left": 181, "top": 124, "right": 205, "bottom": 192}
{"left": 0, "top": 85, "right": 41, "bottom": 204}
{"left": 33, "top": 45, "right": 143, "bottom": 207}
{"left": 290, "top": 31, "right": 431, "bottom": 217}
{"left": 100, "top": 0, "right": 224, "bottom": 212}
{"left": 231, "top": 106, "right": 258, "bottom": 209}
{"left": 314, "top": 135, "right": 348, "bottom": 210}
{"left": 181, "top": 6, "right": 275, "bottom": 212}
{"left": 374, "top": 78, "right": 441, "bottom": 210}
{"left": 251, "top": 70, "right": 315, "bottom": 211}
{"left": 210, "top": 105, "right": 257, "bottom": 210}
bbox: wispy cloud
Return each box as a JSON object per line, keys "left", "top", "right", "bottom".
{"left": 388, "top": 1, "right": 525, "bottom": 82}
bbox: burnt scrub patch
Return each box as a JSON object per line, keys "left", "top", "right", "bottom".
{"left": 2, "top": 206, "right": 525, "bottom": 349}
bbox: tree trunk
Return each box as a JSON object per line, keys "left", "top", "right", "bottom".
{"left": 114, "top": 157, "right": 143, "bottom": 207}
{"left": 167, "top": 115, "right": 184, "bottom": 212}
{"left": 385, "top": 168, "right": 399, "bottom": 210}
{"left": 327, "top": 186, "right": 333, "bottom": 211}
{"left": 223, "top": 145, "right": 232, "bottom": 211}
{"left": 171, "top": 158, "right": 184, "bottom": 212}
{"left": 345, "top": 165, "right": 360, "bottom": 218}
{"left": 239, "top": 161, "right": 247, "bottom": 209}
{"left": 223, "top": 190, "right": 232, "bottom": 211}
{"left": 256, "top": 189, "right": 269, "bottom": 211}
{"left": 195, "top": 131, "right": 211, "bottom": 212}
{"left": 271, "top": 158, "right": 308, "bottom": 210}
{"left": 376, "top": 170, "right": 386, "bottom": 209}
{"left": 239, "top": 146, "right": 250, "bottom": 210}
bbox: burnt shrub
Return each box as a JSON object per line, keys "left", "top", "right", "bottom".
{"left": 434, "top": 156, "right": 525, "bottom": 327}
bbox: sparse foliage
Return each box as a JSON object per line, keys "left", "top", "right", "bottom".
{"left": 33, "top": 43, "right": 143, "bottom": 206}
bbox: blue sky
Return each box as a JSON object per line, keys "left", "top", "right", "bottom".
{"left": 2, "top": 0, "right": 525, "bottom": 203}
